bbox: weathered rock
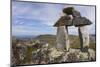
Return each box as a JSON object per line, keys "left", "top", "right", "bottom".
{"left": 72, "top": 10, "right": 81, "bottom": 17}
{"left": 63, "top": 7, "right": 74, "bottom": 15}
{"left": 64, "top": 49, "right": 89, "bottom": 62}
{"left": 79, "top": 52, "right": 89, "bottom": 61}
{"left": 78, "top": 26, "right": 90, "bottom": 52}
{"left": 31, "top": 46, "right": 96, "bottom": 64}
{"left": 69, "top": 48, "right": 80, "bottom": 53}
{"left": 17, "top": 44, "right": 27, "bottom": 61}
{"left": 54, "top": 16, "right": 72, "bottom": 27}
{"left": 49, "top": 48, "right": 64, "bottom": 58}
{"left": 73, "top": 17, "right": 92, "bottom": 26}
{"left": 67, "top": 52, "right": 79, "bottom": 62}
{"left": 88, "top": 49, "right": 96, "bottom": 61}
{"left": 56, "top": 26, "right": 70, "bottom": 51}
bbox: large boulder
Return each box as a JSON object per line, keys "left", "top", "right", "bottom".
{"left": 73, "top": 17, "right": 92, "bottom": 27}
{"left": 63, "top": 7, "right": 74, "bottom": 15}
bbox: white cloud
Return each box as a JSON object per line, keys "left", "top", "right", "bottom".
{"left": 12, "top": 1, "right": 96, "bottom": 35}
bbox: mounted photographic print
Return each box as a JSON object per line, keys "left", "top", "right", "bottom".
{"left": 11, "top": 0, "right": 96, "bottom": 66}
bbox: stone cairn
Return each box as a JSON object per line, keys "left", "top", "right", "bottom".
{"left": 12, "top": 7, "right": 95, "bottom": 66}
{"left": 54, "top": 7, "right": 92, "bottom": 52}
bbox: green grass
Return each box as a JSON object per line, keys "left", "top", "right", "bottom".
{"left": 34, "top": 35, "right": 96, "bottom": 50}
{"left": 21, "top": 46, "right": 37, "bottom": 64}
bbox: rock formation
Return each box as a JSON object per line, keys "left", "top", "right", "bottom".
{"left": 54, "top": 7, "right": 92, "bottom": 52}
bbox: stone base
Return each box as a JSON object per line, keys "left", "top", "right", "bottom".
{"left": 49, "top": 48, "right": 96, "bottom": 63}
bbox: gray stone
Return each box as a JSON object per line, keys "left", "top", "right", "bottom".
{"left": 56, "top": 26, "right": 70, "bottom": 51}
{"left": 63, "top": 7, "right": 74, "bottom": 15}
{"left": 78, "top": 26, "right": 90, "bottom": 52}
{"left": 88, "top": 49, "right": 96, "bottom": 61}
{"left": 54, "top": 16, "right": 73, "bottom": 27}
{"left": 73, "top": 17, "right": 92, "bottom": 26}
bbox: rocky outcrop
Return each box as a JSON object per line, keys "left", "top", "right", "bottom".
{"left": 48, "top": 48, "right": 95, "bottom": 63}
{"left": 12, "top": 40, "right": 96, "bottom": 66}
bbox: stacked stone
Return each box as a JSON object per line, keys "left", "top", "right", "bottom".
{"left": 54, "top": 7, "right": 92, "bottom": 52}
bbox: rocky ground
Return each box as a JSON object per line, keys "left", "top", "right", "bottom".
{"left": 11, "top": 35, "right": 96, "bottom": 66}
{"left": 11, "top": 42, "right": 96, "bottom": 66}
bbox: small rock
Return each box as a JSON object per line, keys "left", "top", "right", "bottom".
{"left": 79, "top": 52, "right": 89, "bottom": 61}
{"left": 88, "top": 49, "right": 96, "bottom": 61}
{"left": 49, "top": 48, "right": 64, "bottom": 58}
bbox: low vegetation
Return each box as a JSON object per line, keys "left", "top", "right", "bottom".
{"left": 11, "top": 34, "right": 96, "bottom": 66}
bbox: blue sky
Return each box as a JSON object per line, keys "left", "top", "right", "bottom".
{"left": 12, "top": 1, "right": 96, "bottom": 36}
